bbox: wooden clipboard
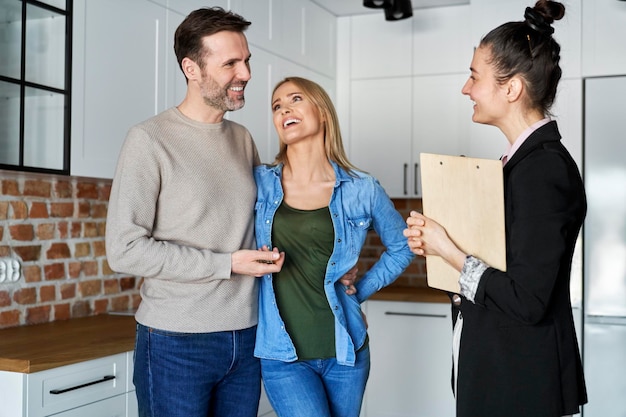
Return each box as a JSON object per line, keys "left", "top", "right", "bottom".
{"left": 419, "top": 153, "right": 506, "bottom": 293}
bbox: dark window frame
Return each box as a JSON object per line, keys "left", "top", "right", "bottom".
{"left": 0, "top": 0, "right": 72, "bottom": 175}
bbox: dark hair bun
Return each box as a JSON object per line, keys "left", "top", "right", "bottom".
{"left": 524, "top": 0, "right": 565, "bottom": 36}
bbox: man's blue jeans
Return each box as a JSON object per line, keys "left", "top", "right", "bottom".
{"left": 134, "top": 323, "right": 261, "bottom": 417}
{"left": 260, "top": 346, "right": 370, "bottom": 417}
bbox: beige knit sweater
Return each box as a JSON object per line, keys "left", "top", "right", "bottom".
{"left": 106, "top": 107, "right": 260, "bottom": 333}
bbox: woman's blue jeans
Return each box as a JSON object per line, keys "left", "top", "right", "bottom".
{"left": 133, "top": 323, "right": 261, "bottom": 417}
{"left": 260, "top": 346, "right": 370, "bottom": 417}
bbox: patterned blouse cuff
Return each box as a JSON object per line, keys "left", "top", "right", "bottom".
{"left": 459, "top": 255, "right": 488, "bottom": 303}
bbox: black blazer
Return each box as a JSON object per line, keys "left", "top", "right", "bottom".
{"left": 452, "top": 121, "right": 588, "bottom": 417}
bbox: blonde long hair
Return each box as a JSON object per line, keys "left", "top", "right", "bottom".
{"left": 271, "top": 77, "right": 360, "bottom": 175}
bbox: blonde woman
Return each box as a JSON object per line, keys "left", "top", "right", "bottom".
{"left": 253, "top": 77, "right": 414, "bottom": 417}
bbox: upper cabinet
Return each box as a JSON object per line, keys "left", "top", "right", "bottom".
{"left": 412, "top": 5, "right": 472, "bottom": 75}
{"left": 582, "top": 0, "right": 626, "bottom": 77}
{"left": 343, "top": 5, "right": 478, "bottom": 197}
{"left": 71, "top": 0, "right": 181, "bottom": 179}
{"left": 348, "top": 73, "right": 474, "bottom": 199}
{"left": 349, "top": 14, "right": 413, "bottom": 79}
{"left": 349, "top": 77, "right": 414, "bottom": 197}
{"left": 237, "top": 0, "right": 337, "bottom": 79}
{"left": 349, "top": 5, "right": 471, "bottom": 80}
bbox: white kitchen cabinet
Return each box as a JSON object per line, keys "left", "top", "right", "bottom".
{"left": 349, "top": 14, "right": 413, "bottom": 80}
{"left": 582, "top": 0, "right": 626, "bottom": 77}
{"left": 349, "top": 74, "right": 470, "bottom": 198}
{"left": 349, "top": 77, "right": 413, "bottom": 197}
{"left": 363, "top": 300, "right": 455, "bottom": 417}
{"left": 71, "top": 0, "right": 173, "bottom": 179}
{"left": 241, "top": 0, "right": 336, "bottom": 78}
{"left": 412, "top": 5, "right": 473, "bottom": 76}
{"left": 0, "top": 352, "right": 133, "bottom": 417}
{"left": 301, "top": 1, "right": 337, "bottom": 79}
{"left": 412, "top": 73, "right": 473, "bottom": 159}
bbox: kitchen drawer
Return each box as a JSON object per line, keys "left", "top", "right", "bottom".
{"left": 52, "top": 394, "right": 126, "bottom": 417}
{"left": 26, "top": 353, "right": 127, "bottom": 417}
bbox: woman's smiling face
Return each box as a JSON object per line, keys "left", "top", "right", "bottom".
{"left": 271, "top": 81, "right": 324, "bottom": 146}
{"left": 461, "top": 46, "right": 510, "bottom": 128}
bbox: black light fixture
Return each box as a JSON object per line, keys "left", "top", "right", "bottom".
{"left": 363, "top": 0, "right": 392, "bottom": 8}
{"left": 384, "top": 0, "right": 413, "bottom": 21}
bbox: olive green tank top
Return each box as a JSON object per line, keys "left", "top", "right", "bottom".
{"left": 272, "top": 202, "right": 336, "bottom": 360}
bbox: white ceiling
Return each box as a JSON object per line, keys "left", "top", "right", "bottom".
{"left": 309, "top": 0, "right": 469, "bottom": 17}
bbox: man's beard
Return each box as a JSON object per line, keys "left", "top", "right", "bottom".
{"left": 200, "top": 72, "right": 246, "bottom": 112}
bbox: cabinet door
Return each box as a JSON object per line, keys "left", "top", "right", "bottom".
{"left": 53, "top": 394, "right": 126, "bottom": 417}
{"left": 350, "top": 14, "right": 413, "bottom": 80}
{"left": 302, "top": 1, "right": 336, "bottom": 78}
{"left": 412, "top": 5, "right": 472, "bottom": 76}
{"left": 71, "top": 0, "right": 168, "bottom": 179}
{"left": 413, "top": 73, "right": 473, "bottom": 163}
{"left": 365, "top": 300, "right": 455, "bottom": 417}
{"left": 582, "top": 0, "right": 626, "bottom": 77}
{"left": 349, "top": 78, "right": 413, "bottom": 198}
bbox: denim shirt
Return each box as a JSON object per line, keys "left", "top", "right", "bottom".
{"left": 253, "top": 161, "right": 414, "bottom": 366}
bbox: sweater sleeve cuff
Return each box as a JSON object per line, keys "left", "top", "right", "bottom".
{"left": 211, "top": 252, "right": 233, "bottom": 279}
{"left": 459, "top": 255, "right": 488, "bottom": 303}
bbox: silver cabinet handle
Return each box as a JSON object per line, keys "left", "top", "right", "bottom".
{"left": 414, "top": 163, "right": 419, "bottom": 195}
{"left": 403, "top": 163, "right": 408, "bottom": 195}
{"left": 50, "top": 375, "right": 116, "bottom": 395}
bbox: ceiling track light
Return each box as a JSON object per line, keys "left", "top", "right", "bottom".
{"left": 363, "top": 0, "right": 392, "bottom": 9}
{"left": 385, "top": 0, "right": 413, "bottom": 21}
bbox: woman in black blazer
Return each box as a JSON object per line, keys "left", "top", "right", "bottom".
{"left": 404, "top": 1, "right": 587, "bottom": 416}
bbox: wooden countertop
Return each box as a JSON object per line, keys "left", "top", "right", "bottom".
{"left": 369, "top": 285, "right": 451, "bottom": 303}
{"left": 0, "top": 314, "right": 136, "bottom": 374}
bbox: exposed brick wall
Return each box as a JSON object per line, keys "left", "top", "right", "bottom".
{"left": 356, "top": 198, "right": 428, "bottom": 288}
{"left": 0, "top": 171, "right": 140, "bottom": 329}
